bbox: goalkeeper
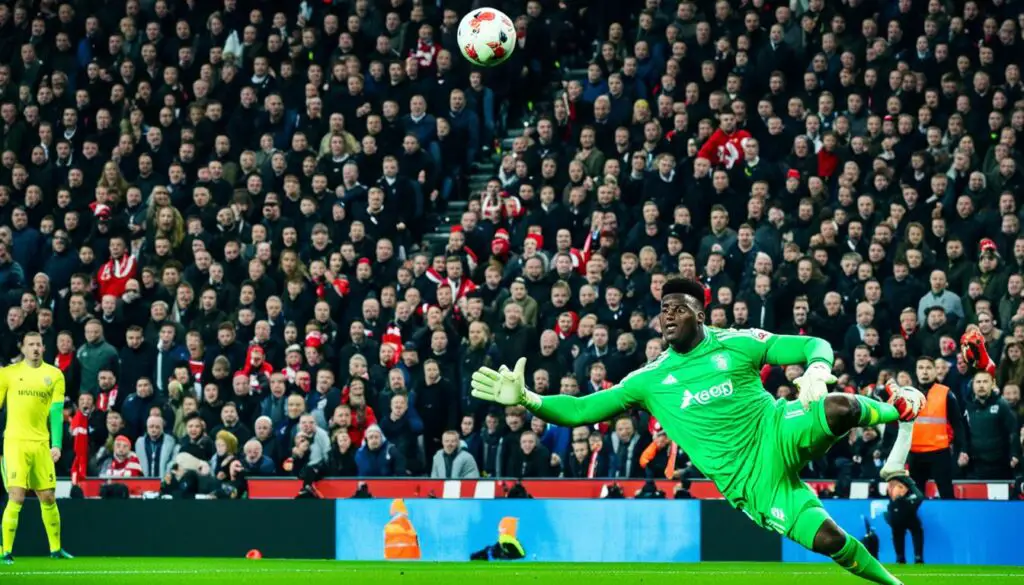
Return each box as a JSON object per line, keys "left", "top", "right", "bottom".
{"left": 472, "top": 278, "right": 923, "bottom": 585}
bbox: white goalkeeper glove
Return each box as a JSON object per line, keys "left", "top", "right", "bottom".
{"left": 793, "top": 362, "right": 837, "bottom": 411}
{"left": 470, "top": 357, "right": 542, "bottom": 409}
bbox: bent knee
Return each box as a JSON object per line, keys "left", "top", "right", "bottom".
{"left": 825, "top": 394, "right": 860, "bottom": 428}
{"left": 812, "top": 519, "right": 848, "bottom": 556}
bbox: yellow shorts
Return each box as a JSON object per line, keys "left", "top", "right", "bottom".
{"left": 2, "top": 439, "right": 56, "bottom": 491}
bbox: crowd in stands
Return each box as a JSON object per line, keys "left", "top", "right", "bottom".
{"left": 0, "top": 0, "right": 1022, "bottom": 498}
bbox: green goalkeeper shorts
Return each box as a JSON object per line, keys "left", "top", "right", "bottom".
{"left": 739, "top": 397, "right": 837, "bottom": 549}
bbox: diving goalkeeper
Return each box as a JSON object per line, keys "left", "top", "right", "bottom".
{"left": 471, "top": 277, "right": 922, "bottom": 585}
{"left": 0, "top": 332, "right": 73, "bottom": 563}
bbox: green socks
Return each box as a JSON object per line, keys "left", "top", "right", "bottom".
{"left": 39, "top": 502, "right": 62, "bottom": 553}
{"left": 832, "top": 532, "right": 903, "bottom": 585}
{"left": 2, "top": 500, "right": 21, "bottom": 555}
{"left": 856, "top": 395, "right": 900, "bottom": 426}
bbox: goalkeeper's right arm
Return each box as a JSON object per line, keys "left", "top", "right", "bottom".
{"left": 471, "top": 358, "right": 637, "bottom": 427}
{"left": 529, "top": 391, "right": 637, "bottom": 427}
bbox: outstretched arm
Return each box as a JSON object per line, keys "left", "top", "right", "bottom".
{"left": 528, "top": 386, "right": 640, "bottom": 428}
{"left": 471, "top": 358, "right": 643, "bottom": 427}
{"left": 762, "top": 333, "right": 835, "bottom": 368}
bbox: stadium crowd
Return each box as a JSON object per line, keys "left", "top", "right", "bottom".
{"left": 0, "top": 0, "right": 1022, "bottom": 499}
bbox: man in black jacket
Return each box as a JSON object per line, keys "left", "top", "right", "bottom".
{"left": 885, "top": 474, "right": 925, "bottom": 564}
{"left": 417, "top": 360, "right": 458, "bottom": 463}
{"left": 964, "top": 370, "right": 1021, "bottom": 479}
{"left": 119, "top": 326, "right": 156, "bottom": 396}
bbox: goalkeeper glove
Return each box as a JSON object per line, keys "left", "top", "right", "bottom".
{"left": 470, "top": 358, "right": 542, "bottom": 409}
{"left": 960, "top": 330, "right": 996, "bottom": 375}
{"left": 793, "top": 362, "right": 837, "bottom": 411}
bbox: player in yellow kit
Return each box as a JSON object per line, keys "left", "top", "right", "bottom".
{"left": 0, "top": 331, "right": 73, "bottom": 563}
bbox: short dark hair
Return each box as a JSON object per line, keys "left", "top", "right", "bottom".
{"left": 662, "top": 277, "right": 707, "bottom": 304}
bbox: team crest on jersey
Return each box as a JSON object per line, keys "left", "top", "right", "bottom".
{"left": 750, "top": 329, "right": 772, "bottom": 342}
{"left": 713, "top": 354, "right": 729, "bottom": 370}
{"left": 43, "top": 376, "right": 52, "bottom": 386}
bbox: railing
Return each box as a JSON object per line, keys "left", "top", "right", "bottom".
{"left": 70, "top": 477, "right": 1014, "bottom": 500}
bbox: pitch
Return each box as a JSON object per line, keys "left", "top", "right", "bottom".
{"left": 3, "top": 558, "right": 1023, "bottom": 584}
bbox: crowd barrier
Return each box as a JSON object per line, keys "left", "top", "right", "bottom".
{"left": 8, "top": 498, "right": 1024, "bottom": 564}
{"left": 70, "top": 478, "right": 1013, "bottom": 500}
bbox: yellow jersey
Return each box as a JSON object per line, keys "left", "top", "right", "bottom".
{"left": 0, "top": 361, "right": 66, "bottom": 443}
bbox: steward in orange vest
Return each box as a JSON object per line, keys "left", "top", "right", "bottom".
{"left": 907, "top": 357, "right": 969, "bottom": 500}
{"left": 383, "top": 499, "right": 421, "bottom": 560}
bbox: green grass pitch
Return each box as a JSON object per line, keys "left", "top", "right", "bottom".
{"left": 2, "top": 558, "right": 1023, "bottom": 584}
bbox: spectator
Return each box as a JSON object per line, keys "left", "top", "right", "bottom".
{"left": 498, "top": 408, "right": 532, "bottom": 478}
{"left": 254, "top": 416, "right": 283, "bottom": 469}
{"left": 211, "top": 402, "right": 253, "bottom": 446}
{"left": 99, "top": 435, "right": 144, "bottom": 478}
{"left": 179, "top": 414, "right": 215, "bottom": 462}
{"left": 324, "top": 431, "right": 359, "bottom": 478}
{"left": 241, "top": 439, "right": 276, "bottom": 476}
{"left": 135, "top": 416, "right": 178, "bottom": 479}
{"left": 210, "top": 430, "right": 239, "bottom": 480}
{"left": 418, "top": 359, "right": 458, "bottom": 463}
{"left": 508, "top": 430, "right": 558, "bottom": 478}
{"left": 430, "top": 429, "right": 478, "bottom": 480}
{"left": 77, "top": 320, "right": 119, "bottom": 398}
{"left": 378, "top": 393, "right": 424, "bottom": 473}
{"left": 604, "top": 416, "right": 649, "bottom": 479}
{"left": 122, "top": 377, "right": 168, "bottom": 438}
{"left": 964, "top": 371, "right": 1021, "bottom": 479}
{"left": 297, "top": 414, "right": 332, "bottom": 466}
{"left": 356, "top": 425, "right": 405, "bottom": 477}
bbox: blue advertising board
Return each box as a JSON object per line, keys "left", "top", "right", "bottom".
{"left": 335, "top": 499, "right": 702, "bottom": 562}
{"left": 782, "top": 500, "right": 1024, "bottom": 566}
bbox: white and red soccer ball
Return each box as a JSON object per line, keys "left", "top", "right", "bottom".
{"left": 457, "top": 8, "right": 516, "bottom": 67}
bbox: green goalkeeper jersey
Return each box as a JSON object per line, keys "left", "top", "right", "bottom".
{"left": 533, "top": 326, "right": 833, "bottom": 504}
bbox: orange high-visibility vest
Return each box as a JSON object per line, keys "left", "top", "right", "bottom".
{"left": 911, "top": 383, "right": 951, "bottom": 453}
{"left": 384, "top": 514, "right": 421, "bottom": 560}
{"left": 384, "top": 500, "right": 421, "bottom": 560}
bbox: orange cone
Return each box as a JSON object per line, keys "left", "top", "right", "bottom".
{"left": 246, "top": 549, "right": 263, "bottom": 560}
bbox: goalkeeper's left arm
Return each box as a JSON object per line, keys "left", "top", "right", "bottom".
{"left": 761, "top": 333, "right": 836, "bottom": 410}
{"left": 50, "top": 371, "right": 66, "bottom": 450}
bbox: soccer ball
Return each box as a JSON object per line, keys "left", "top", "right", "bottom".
{"left": 457, "top": 8, "right": 516, "bottom": 67}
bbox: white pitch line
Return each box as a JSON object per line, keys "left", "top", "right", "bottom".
{"left": 4, "top": 569, "right": 1024, "bottom": 578}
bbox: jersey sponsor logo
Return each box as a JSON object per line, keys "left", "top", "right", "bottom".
{"left": 662, "top": 374, "right": 678, "bottom": 385}
{"left": 712, "top": 354, "right": 728, "bottom": 370}
{"left": 17, "top": 388, "right": 50, "bottom": 403}
{"left": 680, "top": 380, "right": 734, "bottom": 409}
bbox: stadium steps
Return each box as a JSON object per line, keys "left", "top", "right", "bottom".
{"left": 421, "top": 67, "right": 587, "bottom": 254}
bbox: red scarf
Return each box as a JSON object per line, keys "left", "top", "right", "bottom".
{"left": 189, "top": 358, "right": 204, "bottom": 386}
{"left": 587, "top": 450, "right": 599, "bottom": 478}
{"left": 55, "top": 352, "right": 72, "bottom": 372}
{"left": 97, "top": 385, "right": 118, "bottom": 412}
